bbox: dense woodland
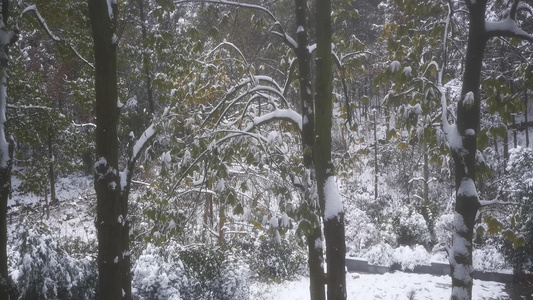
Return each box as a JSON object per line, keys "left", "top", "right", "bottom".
{"left": 0, "top": 0, "right": 531, "bottom": 299}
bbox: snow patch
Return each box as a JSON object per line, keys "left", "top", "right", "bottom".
{"left": 463, "top": 91, "right": 474, "bottom": 107}
{"left": 453, "top": 213, "right": 469, "bottom": 233}
{"left": 390, "top": 61, "right": 401, "bottom": 73}
{"left": 402, "top": 66, "right": 412, "bottom": 76}
{"left": 457, "top": 178, "right": 478, "bottom": 198}
{"left": 270, "top": 216, "right": 278, "bottom": 228}
{"left": 323, "top": 176, "right": 343, "bottom": 220}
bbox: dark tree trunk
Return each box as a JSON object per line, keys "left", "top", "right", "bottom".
{"left": 88, "top": 1, "right": 132, "bottom": 299}
{"left": 315, "top": 0, "right": 346, "bottom": 298}
{"left": 450, "top": 1, "right": 487, "bottom": 299}
{"left": 48, "top": 130, "right": 57, "bottom": 205}
{"left": 0, "top": 2, "right": 17, "bottom": 299}
{"left": 295, "top": 0, "right": 325, "bottom": 299}
{"left": 218, "top": 204, "right": 225, "bottom": 245}
{"left": 525, "top": 92, "right": 529, "bottom": 147}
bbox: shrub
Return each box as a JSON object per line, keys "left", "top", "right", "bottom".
{"left": 132, "top": 243, "right": 185, "bottom": 300}
{"left": 345, "top": 208, "right": 378, "bottom": 253}
{"left": 393, "top": 245, "right": 430, "bottom": 270}
{"left": 363, "top": 243, "right": 394, "bottom": 267}
{"left": 10, "top": 223, "right": 97, "bottom": 300}
{"left": 132, "top": 243, "right": 249, "bottom": 300}
{"left": 394, "top": 209, "right": 432, "bottom": 247}
{"left": 249, "top": 237, "right": 306, "bottom": 281}
{"left": 473, "top": 245, "right": 507, "bottom": 272}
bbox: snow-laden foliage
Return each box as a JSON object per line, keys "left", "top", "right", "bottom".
{"left": 472, "top": 245, "right": 507, "bottom": 272}
{"left": 499, "top": 147, "right": 533, "bottom": 274}
{"left": 248, "top": 237, "right": 306, "bottom": 281}
{"left": 362, "top": 243, "right": 430, "bottom": 270}
{"left": 393, "top": 208, "right": 432, "bottom": 247}
{"left": 132, "top": 244, "right": 186, "bottom": 300}
{"left": 132, "top": 243, "right": 249, "bottom": 300}
{"left": 435, "top": 213, "right": 454, "bottom": 245}
{"left": 362, "top": 243, "right": 394, "bottom": 267}
{"left": 10, "top": 223, "right": 96, "bottom": 300}
{"left": 393, "top": 245, "right": 431, "bottom": 270}
{"left": 345, "top": 208, "right": 378, "bottom": 253}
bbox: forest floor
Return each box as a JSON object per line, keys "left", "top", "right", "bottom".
{"left": 250, "top": 272, "right": 512, "bottom": 299}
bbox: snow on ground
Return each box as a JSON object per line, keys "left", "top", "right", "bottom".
{"left": 8, "top": 174, "right": 94, "bottom": 207}
{"left": 8, "top": 174, "right": 97, "bottom": 242}
{"left": 251, "top": 272, "right": 508, "bottom": 300}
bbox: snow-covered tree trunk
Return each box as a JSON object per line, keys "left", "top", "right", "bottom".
{"left": 449, "top": 2, "right": 486, "bottom": 299}
{"left": 314, "top": 0, "right": 346, "bottom": 298}
{"left": 88, "top": 0, "right": 132, "bottom": 299}
{"left": 295, "top": 0, "right": 325, "bottom": 299}
{"left": 0, "top": 3, "right": 17, "bottom": 299}
{"left": 446, "top": 0, "right": 533, "bottom": 298}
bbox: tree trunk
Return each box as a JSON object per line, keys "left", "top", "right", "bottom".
{"left": 218, "top": 204, "right": 225, "bottom": 245}
{"left": 525, "top": 91, "right": 529, "bottom": 147}
{"left": 450, "top": 1, "right": 487, "bottom": 299}
{"left": 295, "top": 0, "right": 325, "bottom": 299}
{"left": 88, "top": 1, "right": 132, "bottom": 299}
{"left": 421, "top": 141, "right": 436, "bottom": 245}
{"left": 315, "top": 0, "right": 346, "bottom": 298}
{"left": 373, "top": 109, "right": 378, "bottom": 200}
{"left": 0, "top": 3, "right": 17, "bottom": 299}
{"left": 48, "top": 130, "right": 56, "bottom": 205}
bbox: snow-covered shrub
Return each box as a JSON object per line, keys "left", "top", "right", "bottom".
{"left": 392, "top": 245, "right": 431, "bottom": 270}
{"left": 179, "top": 245, "right": 249, "bottom": 300}
{"left": 394, "top": 209, "right": 432, "bottom": 247}
{"left": 434, "top": 213, "right": 454, "bottom": 245}
{"left": 363, "top": 244, "right": 431, "bottom": 270}
{"left": 363, "top": 243, "right": 394, "bottom": 267}
{"left": 499, "top": 147, "right": 533, "bottom": 274}
{"left": 10, "top": 223, "right": 97, "bottom": 300}
{"left": 473, "top": 245, "right": 507, "bottom": 272}
{"left": 132, "top": 243, "right": 186, "bottom": 300}
{"left": 133, "top": 243, "right": 249, "bottom": 300}
{"left": 210, "top": 257, "right": 249, "bottom": 300}
{"left": 345, "top": 208, "right": 378, "bottom": 253}
{"left": 249, "top": 237, "right": 306, "bottom": 281}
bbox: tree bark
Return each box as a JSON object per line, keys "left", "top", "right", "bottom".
{"left": 373, "top": 109, "right": 378, "bottom": 200}
{"left": 450, "top": 1, "right": 487, "bottom": 299}
{"left": 88, "top": 1, "right": 132, "bottom": 299}
{"left": 295, "top": 0, "right": 325, "bottom": 299}
{"left": 48, "top": 130, "right": 57, "bottom": 205}
{"left": 315, "top": 0, "right": 346, "bottom": 298}
{"left": 525, "top": 91, "right": 529, "bottom": 147}
{"left": 0, "top": 3, "right": 17, "bottom": 299}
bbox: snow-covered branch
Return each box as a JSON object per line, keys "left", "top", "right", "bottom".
{"left": 244, "top": 108, "right": 302, "bottom": 132}
{"left": 479, "top": 199, "right": 518, "bottom": 206}
{"left": 485, "top": 18, "right": 533, "bottom": 42}
{"left": 20, "top": 5, "right": 94, "bottom": 69}
{"left": 7, "top": 104, "right": 54, "bottom": 111}
{"left": 485, "top": 0, "right": 533, "bottom": 42}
